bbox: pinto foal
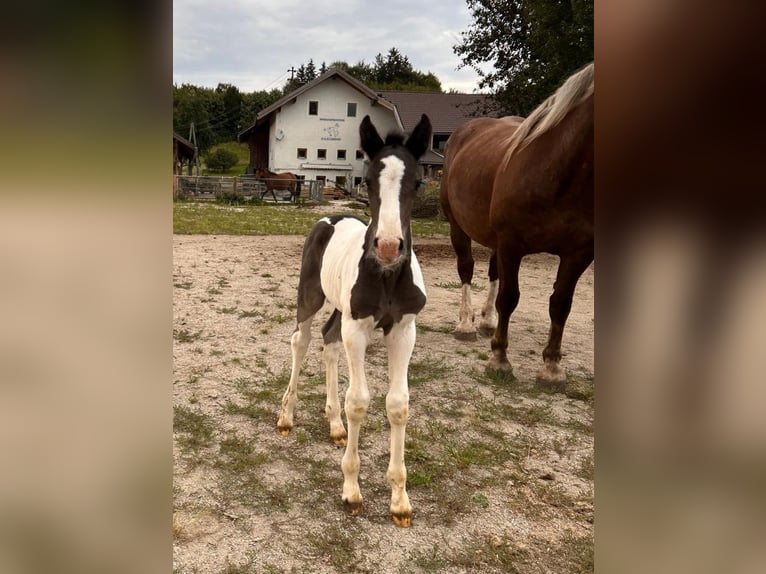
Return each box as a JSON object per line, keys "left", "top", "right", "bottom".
{"left": 277, "top": 114, "right": 432, "bottom": 527}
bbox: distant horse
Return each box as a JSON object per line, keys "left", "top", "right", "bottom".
{"left": 255, "top": 167, "right": 299, "bottom": 202}
{"left": 443, "top": 63, "right": 594, "bottom": 387}
{"left": 440, "top": 115, "right": 524, "bottom": 340}
{"left": 277, "top": 114, "right": 432, "bottom": 527}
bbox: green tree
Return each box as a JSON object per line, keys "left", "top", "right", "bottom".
{"left": 204, "top": 148, "right": 239, "bottom": 173}
{"left": 454, "top": 0, "right": 593, "bottom": 115}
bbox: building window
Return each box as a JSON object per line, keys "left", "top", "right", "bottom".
{"left": 337, "top": 149, "right": 346, "bottom": 160}
{"left": 308, "top": 101, "right": 318, "bottom": 115}
{"left": 317, "top": 149, "right": 327, "bottom": 160}
{"left": 297, "top": 148, "right": 307, "bottom": 159}
{"left": 347, "top": 103, "right": 357, "bottom": 117}
{"left": 354, "top": 176, "right": 363, "bottom": 187}
{"left": 317, "top": 175, "right": 326, "bottom": 185}
{"left": 336, "top": 176, "right": 347, "bottom": 187}
{"left": 355, "top": 150, "right": 365, "bottom": 160}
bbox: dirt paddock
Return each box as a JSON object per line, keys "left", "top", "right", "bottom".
{"left": 173, "top": 230, "right": 594, "bottom": 573}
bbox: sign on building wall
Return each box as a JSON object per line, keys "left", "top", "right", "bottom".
{"left": 320, "top": 117, "right": 345, "bottom": 141}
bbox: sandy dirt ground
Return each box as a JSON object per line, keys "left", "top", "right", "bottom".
{"left": 173, "top": 217, "right": 594, "bottom": 573}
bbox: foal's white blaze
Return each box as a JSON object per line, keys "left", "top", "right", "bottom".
{"left": 375, "top": 155, "right": 404, "bottom": 259}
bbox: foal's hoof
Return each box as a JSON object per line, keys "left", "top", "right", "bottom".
{"left": 277, "top": 425, "right": 292, "bottom": 436}
{"left": 453, "top": 329, "right": 477, "bottom": 342}
{"left": 343, "top": 499, "right": 364, "bottom": 516}
{"left": 392, "top": 512, "right": 412, "bottom": 528}
{"left": 331, "top": 434, "right": 348, "bottom": 447}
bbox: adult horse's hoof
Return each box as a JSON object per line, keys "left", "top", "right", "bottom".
{"left": 343, "top": 499, "right": 364, "bottom": 516}
{"left": 486, "top": 357, "right": 514, "bottom": 378}
{"left": 477, "top": 324, "right": 495, "bottom": 337}
{"left": 392, "top": 512, "right": 412, "bottom": 528}
{"left": 277, "top": 425, "right": 292, "bottom": 436}
{"left": 536, "top": 364, "right": 567, "bottom": 392}
{"left": 453, "top": 329, "right": 477, "bottom": 341}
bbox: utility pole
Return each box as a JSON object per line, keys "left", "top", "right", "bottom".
{"left": 287, "top": 66, "right": 297, "bottom": 80}
{"left": 189, "top": 123, "right": 200, "bottom": 176}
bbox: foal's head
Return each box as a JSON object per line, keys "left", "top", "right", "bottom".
{"left": 359, "top": 114, "right": 431, "bottom": 269}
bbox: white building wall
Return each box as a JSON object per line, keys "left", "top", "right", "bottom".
{"left": 267, "top": 80, "right": 399, "bottom": 187}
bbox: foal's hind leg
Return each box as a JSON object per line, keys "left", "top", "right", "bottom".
{"left": 321, "top": 309, "right": 347, "bottom": 446}
{"left": 478, "top": 251, "right": 499, "bottom": 336}
{"left": 450, "top": 224, "right": 477, "bottom": 340}
{"left": 537, "top": 248, "right": 593, "bottom": 389}
{"left": 277, "top": 316, "right": 314, "bottom": 435}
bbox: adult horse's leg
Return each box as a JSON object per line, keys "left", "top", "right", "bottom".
{"left": 384, "top": 316, "right": 416, "bottom": 527}
{"left": 489, "top": 249, "right": 522, "bottom": 373}
{"left": 537, "top": 248, "right": 593, "bottom": 389}
{"left": 450, "top": 224, "right": 477, "bottom": 340}
{"left": 340, "top": 315, "right": 373, "bottom": 515}
{"left": 478, "top": 251, "right": 499, "bottom": 336}
{"left": 277, "top": 316, "right": 314, "bottom": 435}
{"left": 321, "top": 309, "right": 347, "bottom": 446}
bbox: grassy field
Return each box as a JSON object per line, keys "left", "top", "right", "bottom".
{"left": 173, "top": 201, "right": 451, "bottom": 237}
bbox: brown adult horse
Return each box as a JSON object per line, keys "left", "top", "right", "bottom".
{"left": 440, "top": 115, "right": 524, "bottom": 340}
{"left": 442, "top": 62, "right": 593, "bottom": 387}
{"left": 489, "top": 63, "right": 594, "bottom": 386}
{"left": 255, "top": 167, "right": 299, "bottom": 202}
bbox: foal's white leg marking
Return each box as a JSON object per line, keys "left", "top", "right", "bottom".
{"left": 479, "top": 279, "right": 499, "bottom": 334}
{"left": 384, "top": 315, "right": 416, "bottom": 527}
{"left": 340, "top": 315, "right": 374, "bottom": 514}
{"left": 377, "top": 156, "right": 406, "bottom": 240}
{"left": 454, "top": 283, "right": 477, "bottom": 339}
{"left": 322, "top": 341, "right": 347, "bottom": 445}
{"left": 277, "top": 318, "right": 313, "bottom": 435}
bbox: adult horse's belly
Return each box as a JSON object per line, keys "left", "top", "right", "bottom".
{"left": 447, "top": 164, "right": 499, "bottom": 249}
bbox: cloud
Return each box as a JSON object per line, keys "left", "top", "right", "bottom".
{"left": 173, "top": 0, "right": 488, "bottom": 93}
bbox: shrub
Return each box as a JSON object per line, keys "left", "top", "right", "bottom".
{"left": 412, "top": 180, "right": 443, "bottom": 219}
{"left": 205, "top": 148, "right": 239, "bottom": 173}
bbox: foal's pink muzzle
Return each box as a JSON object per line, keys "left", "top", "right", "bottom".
{"left": 375, "top": 237, "right": 403, "bottom": 265}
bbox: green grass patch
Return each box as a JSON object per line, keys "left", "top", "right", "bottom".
{"left": 174, "top": 201, "right": 449, "bottom": 236}
{"left": 173, "top": 405, "right": 215, "bottom": 454}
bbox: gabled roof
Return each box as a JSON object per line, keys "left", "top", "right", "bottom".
{"left": 376, "top": 91, "right": 498, "bottom": 134}
{"left": 173, "top": 132, "right": 195, "bottom": 157}
{"left": 238, "top": 68, "right": 398, "bottom": 140}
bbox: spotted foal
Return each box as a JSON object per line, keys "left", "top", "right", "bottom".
{"left": 277, "top": 114, "right": 432, "bottom": 527}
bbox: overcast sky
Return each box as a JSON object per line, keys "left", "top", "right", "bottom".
{"left": 173, "top": 0, "right": 490, "bottom": 94}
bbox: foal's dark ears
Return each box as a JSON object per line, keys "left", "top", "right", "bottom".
{"left": 405, "top": 114, "right": 431, "bottom": 160}
{"left": 360, "top": 115, "right": 384, "bottom": 160}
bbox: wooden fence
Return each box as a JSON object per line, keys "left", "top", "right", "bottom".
{"left": 173, "top": 175, "right": 326, "bottom": 203}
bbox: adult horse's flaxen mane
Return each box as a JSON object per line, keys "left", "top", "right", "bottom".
{"left": 501, "top": 62, "right": 594, "bottom": 163}
{"left": 276, "top": 114, "right": 432, "bottom": 527}
{"left": 441, "top": 63, "right": 593, "bottom": 388}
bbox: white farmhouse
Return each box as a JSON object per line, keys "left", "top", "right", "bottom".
{"left": 238, "top": 68, "right": 400, "bottom": 191}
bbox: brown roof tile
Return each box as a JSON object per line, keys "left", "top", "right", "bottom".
{"left": 377, "top": 91, "right": 498, "bottom": 134}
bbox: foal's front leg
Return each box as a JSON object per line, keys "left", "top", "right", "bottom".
{"left": 384, "top": 316, "right": 416, "bottom": 527}
{"left": 340, "top": 316, "right": 372, "bottom": 515}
